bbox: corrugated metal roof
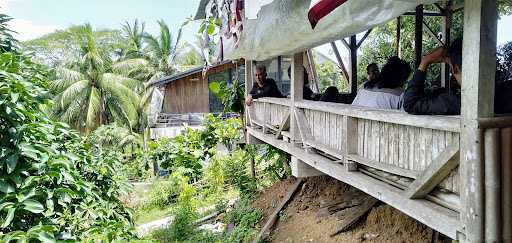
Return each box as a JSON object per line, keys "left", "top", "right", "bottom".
{"left": 148, "top": 66, "right": 203, "bottom": 87}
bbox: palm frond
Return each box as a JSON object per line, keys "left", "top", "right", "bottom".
{"left": 112, "top": 58, "right": 149, "bottom": 75}
{"left": 103, "top": 73, "right": 145, "bottom": 94}
{"left": 59, "top": 80, "right": 90, "bottom": 108}
{"left": 85, "top": 87, "right": 101, "bottom": 129}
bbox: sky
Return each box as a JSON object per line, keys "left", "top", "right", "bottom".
{"left": 1, "top": 0, "right": 202, "bottom": 43}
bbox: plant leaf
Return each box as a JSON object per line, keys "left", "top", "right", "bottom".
{"left": 22, "top": 199, "right": 45, "bottom": 213}
{"left": 1, "top": 207, "right": 15, "bottom": 228}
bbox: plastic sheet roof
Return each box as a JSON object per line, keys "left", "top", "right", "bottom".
{"left": 224, "top": 0, "right": 439, "bottom": 61}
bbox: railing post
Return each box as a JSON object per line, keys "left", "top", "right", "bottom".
{"left": 349, "top": 35, "right": 358, "bottom": 94}
{"left": 460, "top": 0, "right": 497, "bottom": 242}
{"left": 291, "top": 52, "right": 304, "bottom": 145}
{"left": 414, "top": 5, "right": 424, "bottom": 69}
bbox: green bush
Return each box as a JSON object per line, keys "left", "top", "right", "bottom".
{"left": 223, "top": 197, "right": 262, "bottom": 243}
{"left": 142, "top": 169, "right": 190, "bottom": 210}
{"left": 0, "top": 52, "right": 135, "bottom": 241}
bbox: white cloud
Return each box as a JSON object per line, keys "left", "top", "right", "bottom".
{"left": 8, "top": 19, "right": 61, "bottom": 41}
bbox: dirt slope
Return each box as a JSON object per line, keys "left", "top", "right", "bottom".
{"left": 252, "top": 176, "right": 437, "bottom": 243}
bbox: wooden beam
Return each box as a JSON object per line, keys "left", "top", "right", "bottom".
{"left": 396, "top": 17, "right": 401, "bottom": 58}
{"left": 340, "top": 38, "right": 350, "bottom": 50}
{"left": 501, "top": 128, "right": 512, "bottom": 242}
{"left": 306, "top": 50, "right": 321, "bottom": 93}
{"left": 275, "top": 112, "right": 290, "bottom": 139}
{"left": 415, "top": 5, "right": 424, "bottom": 69}
{"left": 252, "top": 178, "right": 304, "bottom": 243}
{"left": 356, "top": 29, "right": 373, "bottom": 49}
{"left": 290, "top": 52, "right": 304, "bottom": 144}
{"left": 423, "top": 21, "right": 444, "bottom": 46}
{"left": 347, "top": 154, "right": 421, "bottom": 179}
{"left": 294, "top": 109, "right": 313, "bottom": 142}
{"left": 403, "top": 11, "right": 445, "bottom": 17}
{"left": 460, "top": 0, "right": 497, "bottom": 241}
{"left": 405, "top": 144, "right": 460, "bottom": 199}
{"left": 330, "top": 197, "right": 378, "bottom": 236}
{"left": 246, "top": 127, "right": 462, "bottom": 239}
{"left": 349, "top": 35, "right": 358, "bottom": 94}
{"left": 330, "top": 42, "right": 350, "bottom": 83}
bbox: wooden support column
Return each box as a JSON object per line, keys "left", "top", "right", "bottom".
{"left": 441, "top": 0, "right": 452, "bottom": 89}
{"left": 349, "top": 35, "right": 358, "bottom": 94}
{"left": 396, "top": 17, "right": 401, "bottom": 58}
{"left": 290, "top": 52, "right": 304, "bottom": 145}
{"left": 414, "top": 5, "right": 424, "bottom": 69}
{"left": 245, "top": 59, "right": 253, "bottom": 127}
{"left": 459, "top": 0, "right": 497, "bottom": 242}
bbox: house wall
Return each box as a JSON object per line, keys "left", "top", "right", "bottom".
{"left": 162, "top": 73, "right": 209, "bottom": 113}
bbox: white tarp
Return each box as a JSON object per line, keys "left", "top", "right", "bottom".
{"left": 225, "top": 0, "right": 439, "bottom": 61}
{"left": 246, "top": 0, "right": 276, "bottom": 19}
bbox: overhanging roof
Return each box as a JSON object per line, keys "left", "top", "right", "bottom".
{"left": 224, "top": 0, "right": 439, "bottom": 61}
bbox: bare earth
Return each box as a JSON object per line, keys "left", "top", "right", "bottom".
{"left": 252, "top": 176, "right": 436, "bottom": 243}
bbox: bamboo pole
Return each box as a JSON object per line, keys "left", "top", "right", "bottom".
{"left": 501, "top": 128, "right": 512, "bottom": 242}
{"left": 484, "top": 128, "right": 501, "bottom": 242}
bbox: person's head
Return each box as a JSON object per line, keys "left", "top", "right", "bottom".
{"left": 287, "top": 66, "right": 310, "bottom": 85}
{"left": 366, "top": 63, "right": 380, "bottom": 81}
{"left": 365, "top": 56, "right": 411, "bottom": 89}
{"left": 447, "top": 37, "right": 463, "bottom": 85}
{"left": 255, "top": 64, "right": 267, "bottom": 86}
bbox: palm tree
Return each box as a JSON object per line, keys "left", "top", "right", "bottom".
{"left": 50, "top": 23, "right": 142, "bottom": 133}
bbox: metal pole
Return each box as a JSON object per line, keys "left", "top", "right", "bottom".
{"left": 415, "top": 5, "right": 424, "bottom": 69}
{"left": 349, "top": 35, "right": 358, "bottom": 94}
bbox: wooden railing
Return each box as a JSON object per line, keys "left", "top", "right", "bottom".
{"left": 249, "top": 98, "right": 461, "bottom": 196}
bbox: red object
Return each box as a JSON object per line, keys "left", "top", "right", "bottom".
{"left": 308, "top": 0, "right": 348, "bottom": 29}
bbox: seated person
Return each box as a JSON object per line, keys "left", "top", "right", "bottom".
{"left": 352, "top": 56, "right": 411, "bottom": 109}
{"left": 365, "top": 63, "right": 380, "bottom": 83}
{"left": 245, "top": 64, "right": 284, "bottom": 106}
{"left": 402, "top": 38, "right": 512, "bottom": 115}
{"left": 287, "top": 66, "right": 317, "bottom": 100}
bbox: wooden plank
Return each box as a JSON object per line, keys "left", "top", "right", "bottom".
{"left": 347, "top": 154, "right": 421, "bottom": 179}
{"left": 405, "top": 144, "right": 460, "bottom": 199}
{"left": 358, "top": 119, "right": 364, "bottom": 156}
{"left": 246, "top": 127, "right": 461, "bottom": 239}
{"left": 275, "top": 112, "right": 290, "bottom": 139}
{"left": 373, "top": 121, "right": 380, "bottom": 163}
{"left": 295, "top": 100, "right": 460, "bottom": 132}
{"left": 305, "top": 139, "right": 344, "bottom": 160}
{"left": 253, "top": 178, "right": 304, "bottom": 243}
{"left": 380, "top": 123, "right": 388, "bottom": 164}
{"left": 330, "top": 196, "right": 379, "bottom": 236}
{"left": 294, "top": 109, "right": 313, "bottom": 142}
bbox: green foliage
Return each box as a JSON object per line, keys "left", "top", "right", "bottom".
{"left": 258, "top": 145, "right": 291, "bottom": 182}
{"left": 0, "top": 14, "right": 18, "bottom": 53}
{"left": 207, "top": 149, "right": 258, "bottom": 196}
{"left": 209, "top": 79, "right": 245, "bottom": 114}
{"left": 148, "top": 115, "right": 243, "bottom": 181}
{"left": 0, "top": 51, "right": 136, "bottom": 241}
{"left": 316, "top": 61, "right": 349, "bottom": 92}
{"left": 142, "top": 170, "right": 190, "bottom": 210}
{"left": 223, "top": 197, "right": 263, "bottom": 243}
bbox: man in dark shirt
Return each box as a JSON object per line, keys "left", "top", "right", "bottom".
{"left": 245, "top": 64, "right": 284, "bottom": 106}
{"left": 403, "top": 38, "right": 512, "bottom": 115}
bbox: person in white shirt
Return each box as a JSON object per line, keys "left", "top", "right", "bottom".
{"left": 352, "top": 56, "right": 411, "bottom": 110}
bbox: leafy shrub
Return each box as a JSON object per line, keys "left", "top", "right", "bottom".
{"left": 142, "top": 169, "right": 190, "bottom": 210}
{"left": 223, "top": 197, "right": 262, "bottom": 243}
{"left": 0, "top": 52, "right": 135, "bottom": 241}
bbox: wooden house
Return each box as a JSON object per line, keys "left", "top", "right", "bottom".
{"left": 196, "top": 0, "right": 512, "bottom": 242}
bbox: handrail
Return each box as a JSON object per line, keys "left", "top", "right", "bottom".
{"left": 253, "top": 97, "right": 291, "bottom": 107}
{"left": 295, "top": 100, "right": 460, "bottom": 132}
{"left": 478, "top": 116, "right": 512, "bottom": 129}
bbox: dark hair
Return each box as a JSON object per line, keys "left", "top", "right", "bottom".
{"left": 366, "top": 63, "right": 378, "bottom": 74}
{"left": 364, "top": 56, "right": 411, "bottom": 89}
{"left": 287, "top": 66, "right": 309, "bottom": 85}
{"left": 448, "top": 37, "right": 463, "bottom": 69}
{"left": 256, "top": 64, "right": 267, "bottom": 73}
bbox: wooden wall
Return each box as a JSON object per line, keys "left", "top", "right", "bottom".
{"left": 162, "top": 73, "right": 209, "bottom": 113}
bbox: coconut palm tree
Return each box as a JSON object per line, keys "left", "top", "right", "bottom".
{"left": 113, "top": 20, "right": 183, "bottom": 82}
{"left": 50, "top": 23, "right": 142, "bottom": 133}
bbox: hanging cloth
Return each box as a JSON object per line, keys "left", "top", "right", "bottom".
{"left": 308, "top": 0, "right": 348, "bottom": 28}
